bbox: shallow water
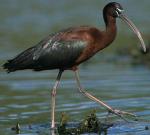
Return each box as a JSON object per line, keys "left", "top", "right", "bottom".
{"left": 0, "top": 0, "right": 150, "bottom": 135}
{"left": 0, "top": 64, "right": 150, "bottom": 134}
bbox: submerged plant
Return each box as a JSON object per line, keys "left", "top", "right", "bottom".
{"left": 11, "top": 122, "right": 20, "bottom": 134}
{"left": 57, "top": 110, "right": 112, "bottom": 135}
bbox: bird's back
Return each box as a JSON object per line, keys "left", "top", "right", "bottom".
{"left": 3, "top": 26, "right": 100, "bottom": 72}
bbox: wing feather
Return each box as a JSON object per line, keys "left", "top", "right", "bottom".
{"left": 3, "top": 27, "right": 89, "bottom": 72}
{"left": 33, "top": 39, "right": 87, "bottom": 70}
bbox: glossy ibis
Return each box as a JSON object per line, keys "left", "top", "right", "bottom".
{"left": 3, "top": 2, "right": 146, "bottom": 129}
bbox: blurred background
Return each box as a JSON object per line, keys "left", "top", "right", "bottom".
{"left": 0, "top": 0, "right": 150, "bottom": 134}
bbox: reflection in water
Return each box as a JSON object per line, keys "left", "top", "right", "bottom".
{"left": 51, "top": 130, "right": 56, "bottom": 135}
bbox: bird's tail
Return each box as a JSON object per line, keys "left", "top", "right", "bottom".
{"left": 3, "top": 47, "right": 36, "bottom": 73}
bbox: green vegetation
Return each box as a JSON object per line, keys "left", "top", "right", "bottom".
{"left": 58, "top": 110, "right": 112, "bottom": 134}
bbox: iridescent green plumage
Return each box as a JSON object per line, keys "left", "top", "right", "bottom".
{"left": 3, "top": 28, "right": 87, "bottom": 72}
{"left": 33, "top": 39, "right": 87, "bottom": 70}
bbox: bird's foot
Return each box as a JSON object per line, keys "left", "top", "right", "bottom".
{"left": 108, "top": 108, "right": 137, "bottom": 122}
{"left": 50, "top": 125, "right": 57, "bottom": 131}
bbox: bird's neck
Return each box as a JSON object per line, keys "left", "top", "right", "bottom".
{"left": 103, "top": 15, "right": 117, "bottom": 46}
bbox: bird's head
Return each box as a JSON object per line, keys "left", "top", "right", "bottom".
{"left": 103, "top": 2, "right": 124, "bottom": 18}
{"left": 103, "top": 2, "right": 147, "bottom": 53}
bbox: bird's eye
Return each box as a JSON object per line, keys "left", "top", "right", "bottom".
{"left": 115, "top": 8, "right": 124, "bottom": 16}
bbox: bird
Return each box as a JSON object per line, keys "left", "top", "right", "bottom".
{"left": 3, "top": 2, "right": 146, "bottom": 129}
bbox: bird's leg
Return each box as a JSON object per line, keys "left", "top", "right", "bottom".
{"left": 74, "top": 70, "right": 136, "bottom": 121}
{"left": 51, "top": 70, "right": 63, "bottom": 129}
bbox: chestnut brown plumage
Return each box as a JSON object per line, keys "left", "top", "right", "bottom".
{"left": 3, "top": 2, "right": 146, "bottom": 129}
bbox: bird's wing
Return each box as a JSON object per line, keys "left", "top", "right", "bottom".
{"left": 32, "top": 30, "right": 88, "bottom": 70}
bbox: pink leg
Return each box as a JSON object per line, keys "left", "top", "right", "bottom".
{"left": 51, "top": 70, "right": 63, "bottom": 129}
{"left": 74, "top": 70, "right": 136, "bottom": 121}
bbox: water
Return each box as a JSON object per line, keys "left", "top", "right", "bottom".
{"left": 0, "top": 0, "right": 150, "bottom": 135}
{"left": 1, "top": 64, "right": 150, "bottom": 134}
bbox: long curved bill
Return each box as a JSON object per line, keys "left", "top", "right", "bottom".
{"left": 119, "top": 14, "right": 146, "bottom": 52}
